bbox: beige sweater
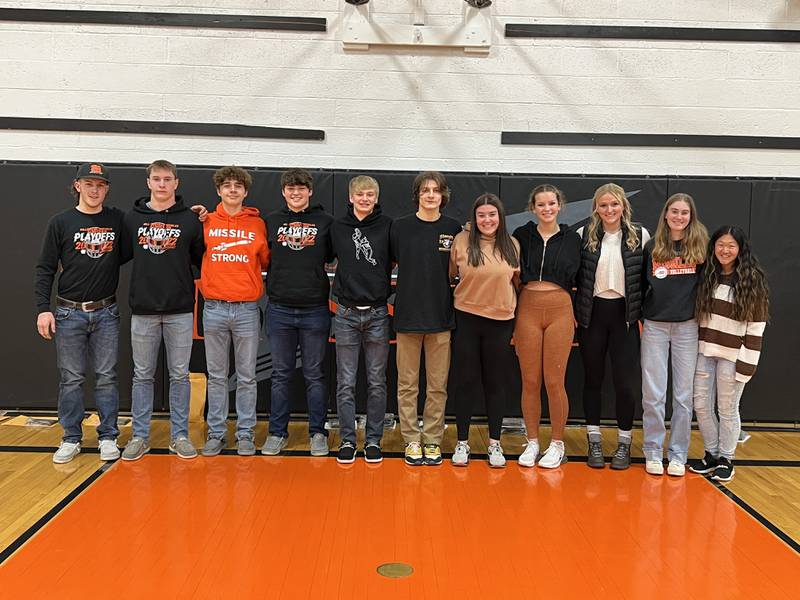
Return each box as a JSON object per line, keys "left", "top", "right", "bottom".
{"left": 450, "top": 231, "right": 520, "bottom": 320}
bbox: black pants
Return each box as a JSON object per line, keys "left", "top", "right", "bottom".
{"left": 578, "top": 297, "right": 641, "bottom": 430}
{"left": 453, "top": 309, "right": 514, "bottom": 441}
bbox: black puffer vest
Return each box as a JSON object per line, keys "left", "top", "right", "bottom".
{"left": 575, "top": 224, "right": 644, "bottom": 328}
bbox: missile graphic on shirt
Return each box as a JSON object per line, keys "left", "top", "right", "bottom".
{"left": 211, "top": 239, "right": 251, "bottom": 252}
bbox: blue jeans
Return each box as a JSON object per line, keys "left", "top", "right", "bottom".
{"left": 693, "top": 353, "right": 745, "bottom": 460}
{"left": 54, "top": 303, "right": 120, "bottom": 443}
{"left": 334, "top": 305, "right": 390, "bottom": 446}
{"left": 266, "top": 303, "right": 330, "bottom": 438}
{"left": 131, "top": 312, "right": 194, "bottom": 440}
{"left": 203, "top": 300, "right": 261, "bottom": 441}
{"left": 641, "top": 319, "right": 698, "bottom": 464}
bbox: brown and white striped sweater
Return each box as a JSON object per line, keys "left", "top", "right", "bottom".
{"left": 698, "top": 276, "right": 766, "bottom": 383}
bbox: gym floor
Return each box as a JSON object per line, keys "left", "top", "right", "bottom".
{"left": 0, "top": 418, "right": 798, "bottom": 598}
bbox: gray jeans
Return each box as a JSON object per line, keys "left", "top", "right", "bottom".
{"left": 693, "top": 353, "right": 745, "bottom": 460}
{"left": 203, "top": 300, "right": 260, "bottom": 441}
{"left": 334, "top": 305, "right": 390, "bottom": 446}
{"left": 131, "top": 312, "right": 193, "bottom": 440}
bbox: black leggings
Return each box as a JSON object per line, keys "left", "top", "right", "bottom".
{"left": 578, "top": 297, "right": 641, "bottom": 430}
{"left": 453, "top": 309, "right": 514, "bottom": 441}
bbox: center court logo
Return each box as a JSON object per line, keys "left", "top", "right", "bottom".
{"left": 138, "top": 222, "right": 181, "bottom": 255}
{"left": 277, "top": 221, "right": 317, "bottom": 251}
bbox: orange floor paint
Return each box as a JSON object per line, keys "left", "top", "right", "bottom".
{"left": 0, "top": 457, "right": 797, "bottom": 599}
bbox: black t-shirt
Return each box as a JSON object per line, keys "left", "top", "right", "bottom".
{"left": 34, "top": 206, "right": 124, "bottom": 313}
{"left": 641, "top": 239, "right": 702, "bottom": 322}
{"left": 390, "top": 213, "right": 462, "bottom": 333}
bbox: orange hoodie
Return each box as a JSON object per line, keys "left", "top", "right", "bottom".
{"left": 200, "top": 204, "right": 270, "bottom": 302}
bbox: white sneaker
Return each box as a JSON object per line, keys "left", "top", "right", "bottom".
{"left": 667, "top": 460, "right": 686, "bottom": 477}
{"left": 645, "top": 460, "right": 664, "bottom": 475}
{"left": 53, "top": 441, "right": 81, "bottom": 464}
{"left": 538, "top": 441, "right": 566, "bottom": 469}
{"left": 99, "top": 438, "right": 120, "bottom": 461}
{"left": 487, "top": 442, "right": 506, "bottom": 468}
{"left": 518, "top": 439, "right": 539, "bottom": 468}
{"left": 451, "top": 441, "right": 470, "bottom": 466}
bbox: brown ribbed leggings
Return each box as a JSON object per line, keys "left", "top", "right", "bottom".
{"left": 513, "top": 288, "right": 574, "bottom": 440}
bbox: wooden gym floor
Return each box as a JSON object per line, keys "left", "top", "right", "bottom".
{"left": 0, "top": 418, "right": 798, "bottom": 599}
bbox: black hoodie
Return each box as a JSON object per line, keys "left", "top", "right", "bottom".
{"left": 331, "top": 204, "right": 393, "bottom": 307}
{"left": 265, "top": 203, "right": 334, "bottom": 307}
{"left": 122, "top": 196, "right": 205, "bottom": 315}
{"left": 512, "top": 221, "right": 581, "bottom": 293}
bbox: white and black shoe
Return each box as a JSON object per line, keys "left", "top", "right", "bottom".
{"left": 337, "top": 441, "right": 357, "bottom": 464}
{"left": 710, "top": 457, "right": 735, "bottom": 482}
{"left": 689, "top": 451, "right": 718, "bottom": 475}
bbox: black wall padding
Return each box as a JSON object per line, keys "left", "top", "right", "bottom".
{"left": 746, "top": 181, "right": 800, "bottom": 421}
{"left": 5, "top": 162, "right": 798, "bottom": 422}
{"left": 0, "top": 8, "right": 326, "bottom": 31}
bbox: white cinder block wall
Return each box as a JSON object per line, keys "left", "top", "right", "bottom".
{"left": 1, "top": 0, "right": 799, "bottom": 176}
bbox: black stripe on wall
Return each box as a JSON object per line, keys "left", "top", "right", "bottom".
{"left": 501, "top": 132, "right": 800, "bottom": 151}
{"left": 0, "top": 117, "right": 325, "bottom": 141}
{"left": 505, "top": 23, "right": 800, "bottom": 43}
{"left": 0, "top": 8, "right": 326, "bottom": 32}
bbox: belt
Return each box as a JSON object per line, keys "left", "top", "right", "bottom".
{"left": 340, "top": 302, "right": 385, "bottom": 311}
{"left": 56, "top": 295, "right": 116, "bottom": 312}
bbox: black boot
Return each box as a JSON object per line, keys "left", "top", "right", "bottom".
{"left": 587, "top": 436, "right": 605, "bottom": 469}
{"left": 610, "top": 441, "right": 631, "bottom": 470}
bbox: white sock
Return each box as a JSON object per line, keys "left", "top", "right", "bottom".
{"left": 618, "top": 429, "right": 632, "bottom": 443}
{"left": 587, "top": 425, "right": 601, "bottom": 441}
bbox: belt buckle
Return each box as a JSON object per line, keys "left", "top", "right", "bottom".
{"left": 81, "top": 301, "right": 96, "bottom": 312}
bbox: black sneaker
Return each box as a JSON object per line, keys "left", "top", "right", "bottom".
{"left": 337, "top": 442, "right": 356, "bottom": 464}
{"left": 711, "top": 457, "right": 735, "bottom": 482}
{"left": 689, "top": 451, "right": 719, "bottom": 475}
{"left": 364, "top": 444, "right": 383, "bottom": 463}
{"left": 587, "top": 437, "right": 605, "bottom": 469}
{"left": 610, "top": 442, "right": 631, "bottom": 470}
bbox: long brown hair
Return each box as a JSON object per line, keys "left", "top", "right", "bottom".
{"left": 651, "top": 193, "right": 708, "bottom": 264}
{"left": 696, "top": 226, "right": 769, "bottom": 322}
{"left": 467, "top": 193, "right": 519, "bottom": 268}
{"left": 584, "top": 183, "right": 639, "bottom": 252}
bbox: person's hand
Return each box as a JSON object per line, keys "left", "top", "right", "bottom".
{"left": 37, "top": 312, "right": 56, "bottom": 340}
{"left": 191, "top": 204, "right": 209, "bottom": 222}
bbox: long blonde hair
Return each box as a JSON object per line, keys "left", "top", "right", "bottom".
{"left": 584, "top": 183, "right": 639, "bottom": 252}
{"left": 651, "top": 193, "right": 708, "bottom": 264}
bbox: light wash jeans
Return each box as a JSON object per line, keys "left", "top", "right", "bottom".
{"left": 334, "top": 305, "right": 390, "bottom": 446}
{"left": 131, "top": 312, "right": 194, "bottom": 441}
{"left": 693, "top": 353, "right": 745, "bottom": 460}
{"left": 54, "top": 303, "right": 120, "bottom": 443}
{"left": 641, "top": 319, "right": 698, "bottom": 464}
{"left": 203, "top": 300, "right": 261, "bottom": 442}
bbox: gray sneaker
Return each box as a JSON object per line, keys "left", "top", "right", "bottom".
{"left": 310, "top": 432, "right": 329, "bottom": 456}
{"left": 261, "top": 435, "right": 288, "bottom": 456}
{"left": 237, "top": 439, "right": 256, "bottom": 456}
{"left": 487, "top": 442, "right": 506, "bottom": 468}
{"left": 451, "top": 441, "right": 470, "bottom": 466}
{"left": 121, "top": 437, "right": 150, "bottom": 462}
{"left": 201, "top": 437, "right": 225, "bottom": 457}
{"left": 169, "top": 436, "right": 198, "bottom": 459}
